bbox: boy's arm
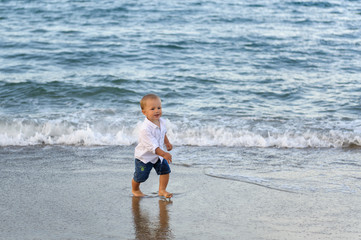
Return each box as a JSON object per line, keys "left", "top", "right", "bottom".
{"left": 164, "top": 134, "right": 173, "bottom": 151}
{"left": 155, "top": 147, "right": 172, "bottom": 163}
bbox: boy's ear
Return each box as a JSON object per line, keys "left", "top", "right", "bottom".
{"left": 141, "top": 109, "right": 146, "bottom": 115}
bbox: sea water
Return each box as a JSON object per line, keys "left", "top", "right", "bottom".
{"left": 1, "top": 0, "right": 361, "bottom": 194}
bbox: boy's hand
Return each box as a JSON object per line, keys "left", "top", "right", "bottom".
{"left": 155, "top": 147, "right": 172, "bottom": 163}
{"left": 165, "top": 143, "right": 173, "bottom": 151}
{"left": 163, "top": 152, "right": 172, "bottom": 163}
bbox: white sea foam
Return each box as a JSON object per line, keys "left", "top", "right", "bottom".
{"left": 171, "top": 127, "right": 360, "bottom": 148}
{"left": 0, "top": 118, "right": 137, "bottom": 146}
{"left": 0, "top": 118, "right": 360, "bottom": 148}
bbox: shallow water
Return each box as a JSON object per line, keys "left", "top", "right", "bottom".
{"left": 174, "top": 145, "right": 361, "bottom": 194}
{"left": 1, "top": 145, "right": 360, "bottom": 195}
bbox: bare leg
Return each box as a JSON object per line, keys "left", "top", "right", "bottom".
{"left": 159, "top": 174, "right": 173, "bottom": 198}
{"left": 132, "top": 179, "right": 145, "bottom": 197}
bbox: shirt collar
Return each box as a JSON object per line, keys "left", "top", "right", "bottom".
{"left": 144, "top": 117, "right": 162, "bottom": 129}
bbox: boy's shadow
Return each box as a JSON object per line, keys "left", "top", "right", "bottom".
{"left": 132, "top": 196, "right": 173, "bottom": 240}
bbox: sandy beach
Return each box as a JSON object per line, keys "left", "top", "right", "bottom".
{"left": 1, "top": 146, "right": 360, "bottom": 240}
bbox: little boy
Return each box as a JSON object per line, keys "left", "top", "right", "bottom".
{"left": 132, "top": 94, "right": 173, "bottom": 198}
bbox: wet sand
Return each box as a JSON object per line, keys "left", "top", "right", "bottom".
{"left": 1, "top": 146, "right": 360, "bottom": 240}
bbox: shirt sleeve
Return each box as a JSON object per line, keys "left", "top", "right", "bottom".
{"left": 139, "top": 127, "right": 160, "bottom": 154}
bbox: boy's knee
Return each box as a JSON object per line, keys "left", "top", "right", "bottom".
{"left": 133, "top": 173, "right": 149, "bottom": 183}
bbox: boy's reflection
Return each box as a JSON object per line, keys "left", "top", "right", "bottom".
{"left": 132, "top": 197, "right": 173, "bottom": 240}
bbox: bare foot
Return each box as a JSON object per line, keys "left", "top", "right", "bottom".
{"left": 132, "top": 190, "right": 145, "bottom": 197}
{"left": 159, "top": 190, "right": 173, "bottom": 198}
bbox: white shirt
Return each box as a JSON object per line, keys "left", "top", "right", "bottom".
{"left": 134, "top": 117, "right": 167, "bottom": 164}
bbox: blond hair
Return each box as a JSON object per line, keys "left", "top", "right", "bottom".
{"left": 140, "top": 94, "right": 160, "bottom": 110}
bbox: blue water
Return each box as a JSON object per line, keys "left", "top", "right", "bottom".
{"left": 1, "top": 0, "right": 361, "bottom": 195}
{"left": 1, "top": 0, "right": 360, "bottom": 147}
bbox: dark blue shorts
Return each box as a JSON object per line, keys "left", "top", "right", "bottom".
{"left": 133, "top": 158, "right": 171, "bottom": 183}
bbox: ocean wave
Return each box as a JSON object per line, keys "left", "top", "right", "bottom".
{"left": 169, "top": 123, "right": 361, "bottom": 148}
{"left": 0, "top": 118, "right": 360, "bottom": 148}
{"left": 0, "top": 118, "right": 136, "bottom": 146}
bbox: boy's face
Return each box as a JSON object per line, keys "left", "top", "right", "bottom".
{"left": 142, "top": 98, "right": 162, "bottom": 123}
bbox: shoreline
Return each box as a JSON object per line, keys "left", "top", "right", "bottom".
{"left": 1, "top": 146, "right": 361, "bottom": 239}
